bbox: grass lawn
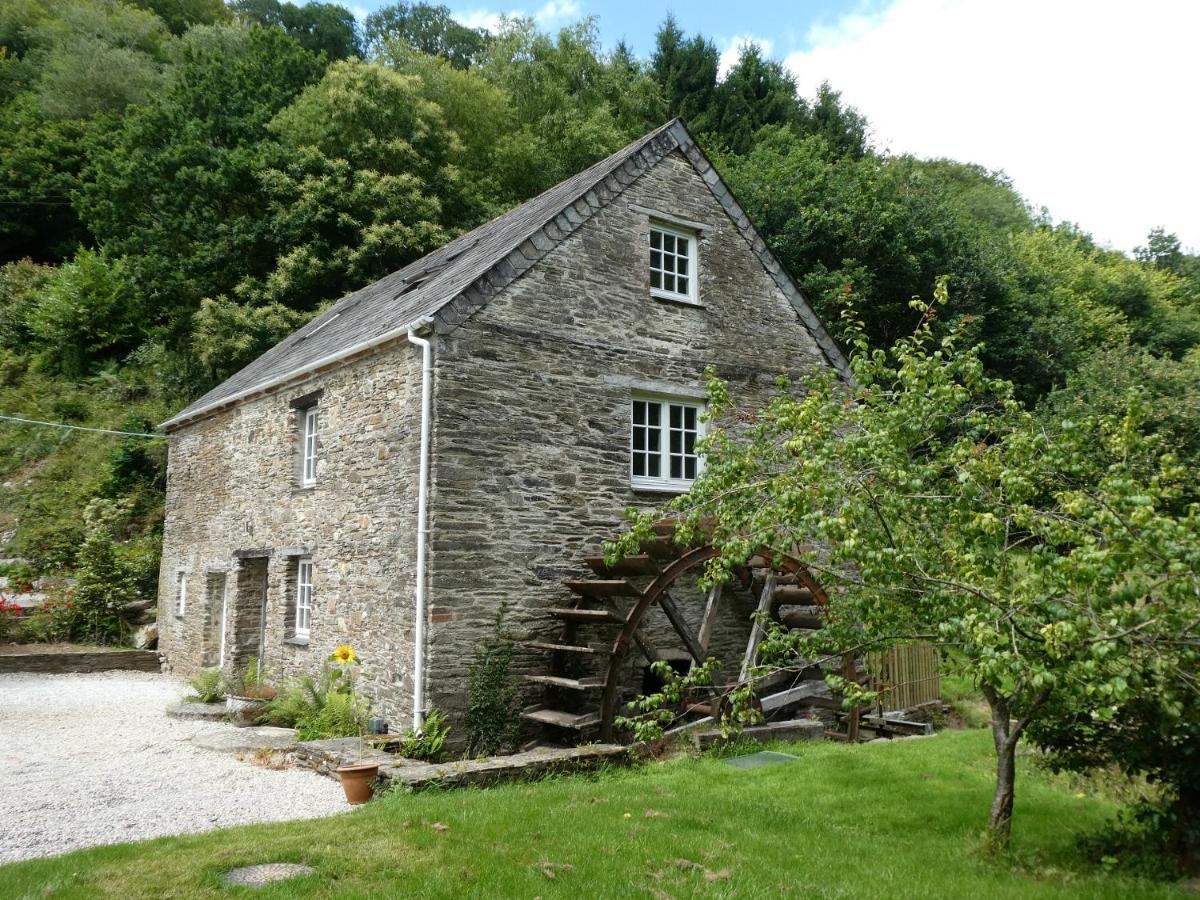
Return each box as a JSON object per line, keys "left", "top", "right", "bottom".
{"left": 1, "top": 729, "right": 1188, "bottom": 899}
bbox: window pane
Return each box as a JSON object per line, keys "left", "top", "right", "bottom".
{"left": 650, "top": 250, "right": 661, "bottom": 269}
{"left": 684, "top": 431, "right": 696, "bottom": 454}
{"left": 650, "top": 270, "right": 661, "bottom": 289}
{"left": 648, "top": 453, "right": 661, "bottom": 477}
{"left": 664, "top": 274, "right": 675, "bottom": 293}
{"left": 663, "top": 253, "right": 674, "bottom": 273}
{"left": 677, "top": 236, "right": 689, "bottom": 255}
{"left": 633, "top": 453, "right": 645, "bottom": 477}
{"left": 685, "top": 457, "right": 696, "bottom": 479}
{"left": 648, "top": 403, "right": 660, "bottom": 426}
{"left": 663, "top": 233, "right": 675, "bottom": 253}
{"left": 677, "top": 256, "right": 688, "bottom": 276}
{"left": 685, "top": 406, "right": 696, "bottom": 429}
{"left": 648, "top": 426, "right": 660, "bottom": 452}
{"left": 632, "top": 401, "right": 645, "bottom": 425}
{"left": 677, "top": 276, "right": 688, "bottom": 295}
{"left": 633, "top": 427, "right": 645, "bottom": 451}
{"left": 650, "top": 230, "right": 661, "bottom": 249}
{"left": 670, "top": 405, "right": 682, "bottom": 428}
{"left": 670, "top": 457, "right": 682, "bottom": 479}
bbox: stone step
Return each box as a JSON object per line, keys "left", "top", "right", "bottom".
{"left": 564, "top": 579, "right": 640, "bottom": 598}
{"left": 380, "top": 743, "right": 628, "bottom": 792}
{"left": 523, "top": 674, "right": 607, "bottom": 690}
{"left": 523, "top": 640, "right": 612, "bottom": 656}
{"left": 584, "top": 554, "right": 660, "bottom": 576}
{"left": 521, "top": 707, "right": 601, "bottom": 730}
{"left": 546, "top": 606, "right": 624, "bottom": 624}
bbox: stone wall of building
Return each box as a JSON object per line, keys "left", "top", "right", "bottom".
{"left": 157, "top": 345, "right": 424, "bottom": 723}
{"left": 425, "top": 149, "right": 832, "bottom": 721}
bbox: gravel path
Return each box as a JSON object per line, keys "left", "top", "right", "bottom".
{"left": 0, "top": 672, "right": 348, "bottom": 864}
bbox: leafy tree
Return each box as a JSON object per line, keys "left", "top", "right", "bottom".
{"left": 246, "top": 58, "right": 456, "bottom": 308}
{"left": 796, "top": 81, "right": 868, "bottom": 160}
{"left": 22, "top": 0, "right": 172, "bottom": 120}
{"left": 230, "top": 0, "right": 361, "bottom": 59}
{"left": 127, "top": 0, "right": 229, "bottom": 35}
{"left": 79, "top": 24, "right": 326, "bottom": 338}
{"left": 0, "top": 96, "right": 94, "bottom": 262}
{"left": 650, "top": 14, "right": 718, "bottom": 128}
{"left": 614, "top": 284, "right": 1200, "bottom": 851}
{"left": 708, "top": 42, "right": 801, "bottom": 155}
{"left": 190, "top": 294, "right": 311, "bottom": 383}
{"left": 26, "top": 249, "right": 143, "bottom": 375}
{"left": 363, "top": 1, "right": 487, "bottom": 67}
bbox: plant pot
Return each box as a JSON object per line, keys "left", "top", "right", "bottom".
{"left": 336, "top": 762, "right": 380, "bottom": 805}
{"left": 226, "top": 695, "right": 267, "bottom": 727}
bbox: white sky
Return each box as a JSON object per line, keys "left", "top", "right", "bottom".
{"left": 777, "top": 0, "right": 1200, "bottom": 253}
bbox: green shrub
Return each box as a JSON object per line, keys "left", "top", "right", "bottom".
{"left": 187, "top": 668, "right": 225, "bottom": 703}
{"left": 263, "top": 664, "right": 366, "bottom": 740}
{"left": 221, "top": 658, "right": 276, "bottom": 700}
{"left": 0, "top": 596, "right": 23, "bottom": 641}
{"left": 466, "top": 604, "right": 520, "bottom": 757}
{"left": 398, "top": 709, "right": 450, "bottom": 761}
{"left": 21, "top": 589, "right": 81, "bottom": 643}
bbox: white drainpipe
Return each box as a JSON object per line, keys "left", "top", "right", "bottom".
{"left": 406, "top": 323, "right": 434, "bottom": 732}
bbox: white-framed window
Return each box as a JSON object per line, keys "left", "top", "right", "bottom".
{"left": 631, "top": 396, "right": 704, "bottom": 491}
{"left": 174, "top": 570, "right": 187, "bottom": 618}
{"left": 649, "top": 223, "right": 698, "bottom": 304}
{"left": 294, "top": 558, "right": 313, "bottom": 638}
{"left": 301, "top": 406, "right": 318, "bottom": 486}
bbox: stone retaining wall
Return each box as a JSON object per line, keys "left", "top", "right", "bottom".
{"left": 0, "top": 649, "right": 162, "bottom": 674}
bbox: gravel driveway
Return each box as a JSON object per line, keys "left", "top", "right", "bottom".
{"left": 0, "top": 672, "right": 348, "bottom": 864}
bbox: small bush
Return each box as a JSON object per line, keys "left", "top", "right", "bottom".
{"left": 398, "top": 709, "right": 450, "bottom": 761}
{"left": 263, "top": 664, "right": 367, "bottom": 740}
{"left": 296, "top": 689, "right": 368, "bottom": 741}
{"left": 187, "top": 668, "right": 225, "bottom": 703}
{"left": 466, "top": 604, "right": 520, "bottom": 757}
{"left": 221, "top": 659, "right": 276, "bottom": 700}
{"left": 0, "top": 596, "right": 22, "bottom": 641}
{"left": 21, "top": 589, "right": 80, "bottom": 643}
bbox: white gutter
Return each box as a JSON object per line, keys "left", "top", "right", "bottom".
{"left": 406, "top": 324, "right": 434, "bottom": 732}
{"left": 159, "top": 316, "right": 433, "bottom": 430}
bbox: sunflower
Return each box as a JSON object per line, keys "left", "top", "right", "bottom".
{"left": 331, "top": 644, "right": 357, "bottom": 665}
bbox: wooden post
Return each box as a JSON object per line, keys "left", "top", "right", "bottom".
{"left": 740, "top": 571, "right": 777, "bottom": 682}
{"left": 697, "top": 583, "right": 723, "bottom": 652}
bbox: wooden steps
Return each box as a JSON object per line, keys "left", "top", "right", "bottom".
{"left": 584, "top": 554, "right": 660, "bottom": 576}
{"left": 523, "top": 674, "right": 606, "bottom": 691}
{"left": 546, "top": 606, "right": 625, "bottom": 624}
{"left": 524, "top": 640, "right": 611, "bottom": 656}
{"left": 564, "top": 579, "right": 640, "bottom": 598}
{"left": 521, "top": 707, "right": 601, "bottom": 730}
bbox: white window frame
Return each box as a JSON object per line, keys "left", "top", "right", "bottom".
{"left": 301, "top": 406, "right": 318, "bottom": 487}
{"left": 294, "top": 558, "right": 313, "bottom": 639}
{"left": 649, "top": 222, "right": 699, "bottom": 304}
{"left": 174, "top": 571, "right": 187, "bottom": 618}
{"left": 630, "top": 395, "right": 705, "bottom": 492}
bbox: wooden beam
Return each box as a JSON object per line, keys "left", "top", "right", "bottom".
{"left": 740, "top": 571, "right": 777, "bottom": 681}
{"left": 697, "top": 583, "right": 723, "bottom": 652}
{"left": 657, "top": 591, "right": 706, "bottom": 663}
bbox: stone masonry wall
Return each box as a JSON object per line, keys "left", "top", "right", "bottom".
{"left": 157, "top": 346, "right": 423, "bottom": 723}
{"left": 425, "top": 149, "right": 832, "bottom": 721}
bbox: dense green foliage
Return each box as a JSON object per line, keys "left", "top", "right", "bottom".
{"left": 465, "top": 604, "right": 520, "bottom": 757}
{"left": 612, "top": 284, "right": 1199, "bottom": 861}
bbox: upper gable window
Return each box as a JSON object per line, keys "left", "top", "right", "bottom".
{"left": 301, "top": 405, "right": 318, "bottom": 487}
{"left": 649, "top": 223, "right": 698, "bottom": 304}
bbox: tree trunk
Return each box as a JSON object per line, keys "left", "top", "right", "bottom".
{"left": 983, "top": 688, "right": 1018, "bottom": 849}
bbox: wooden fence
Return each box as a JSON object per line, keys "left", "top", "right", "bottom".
{"left": 867, "top": 642, "right": 941, "bottom": 712}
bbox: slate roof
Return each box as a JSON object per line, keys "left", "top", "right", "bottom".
{"left": 163, "top": 118, "right": 849, "bottom": 430}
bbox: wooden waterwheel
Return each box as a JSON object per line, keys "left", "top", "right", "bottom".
{"left": 521, "top": 519, "right": 835, "bottom": 743}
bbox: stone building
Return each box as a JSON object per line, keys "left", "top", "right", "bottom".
{"left": 157, "top": 119, "right": 848, "bottom": 738}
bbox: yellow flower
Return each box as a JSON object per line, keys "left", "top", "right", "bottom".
{"left": 331, "top": 644, "right": 357, "bottom": 665}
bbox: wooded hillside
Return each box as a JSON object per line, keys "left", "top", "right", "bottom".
{"left": 1, "top": 1, "right": 1198, "bottom": 588}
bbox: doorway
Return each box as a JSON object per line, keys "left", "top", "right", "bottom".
{"left": 229, "top": 556, "right": 269, "bottom": 671}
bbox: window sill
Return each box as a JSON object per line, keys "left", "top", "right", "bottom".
{"left": 650, "top": 291, "right": 703, "bottom": 309}
{"left": 631, "top": 481, "right": 694, "bottom": 495}
{"left": 284, "top": 635, "right": 310, "bottom": 647}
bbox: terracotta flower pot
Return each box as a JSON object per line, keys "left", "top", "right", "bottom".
{"left": 225, "top": 695, "right": 267, "bottom": 727}
{"left": 336, "top": 762, "right": 380, "bottom": 805}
